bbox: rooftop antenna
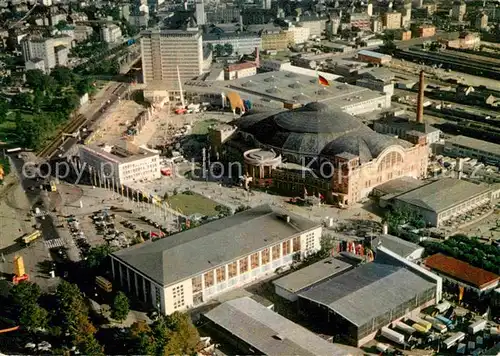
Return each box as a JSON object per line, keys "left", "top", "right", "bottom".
{"left": 177, "top": 65, "right": 185, "bottom": 108}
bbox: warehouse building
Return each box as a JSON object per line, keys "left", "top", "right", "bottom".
{"left": 391, "top": 178, "right": 492, "bottom": 227}
{"left": 357, "top": 50, "right": 392, "bottom": 65}
{"left": 425, "top": 253, "right": 499, "bottom": 294}
{"left": 78, "top": 143, "right": 160, "bottom": 186}
{"left": 273, "top": 257, "right": 355, "bottom": 302}
{"left": 111, "top": 205, "right": 322, "bottom": 315}
{"left": 297, "top": 247, "right": 442, "bottom": 346}
{"left": 371, "top": 233, "right": 425, "bottom": 261}
{"left": 444, "top": 135, "right": 500, "bottom": 167}
{"left": 201, "top": 297, "right": 355, "bottom": 356}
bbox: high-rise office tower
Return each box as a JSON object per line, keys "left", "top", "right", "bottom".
{"left": 141, "top": 29, "right": 203, "bottom": 85}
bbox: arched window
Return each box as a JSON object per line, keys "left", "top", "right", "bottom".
{"left": 378, "top": 152, "right": 403, "bottom": 172}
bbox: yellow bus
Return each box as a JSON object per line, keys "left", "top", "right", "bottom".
{"left": 50, "top": 181, "right": 57, "bottom": 192}
{"left": 95, "top": 276, "right": 112, "bottom": 293}
{"left": 22, "top": 230, "right": 41, "bottom": 245}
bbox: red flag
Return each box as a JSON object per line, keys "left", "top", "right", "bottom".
{"left": 318, "top": 75, "right": 329, "bottom": 86}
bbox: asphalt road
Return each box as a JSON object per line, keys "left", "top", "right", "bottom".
{"left": 51, "top": 83, "right": 129, "bottom": 159}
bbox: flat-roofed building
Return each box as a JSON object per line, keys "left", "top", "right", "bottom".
{"left": 298, "top": 247, "right": 442, "bottom": 346}
{"left": 444, "top": 135, "right": 500, "bottom": 167}
{"left": 78, "top": 143, "right": 161, "bottom": 186}
{"left": 392, "top": 178, "right": 492, "bottom": 227}
{"left": 383, "top": 11, "right": 402, "bottom": 30}
{"left": 357, "top": 50, "right": 392, "bottom": 65}
{"left": 224, "top": 62, "right": 257, "bottom": 80}
{"left": 202, "top": 32, "right": 262, "bottom": 55}
{"left": 425, "top": 253, "right": 499, "bottom": 293}
{"left": 202, "top": 297, "right": 356, "bottom": 355}
{"left": 273, "top": 257, "right": 355, "bottom": 301}
{"left": 111, "top": 205, "right": 322, "bottom": 315}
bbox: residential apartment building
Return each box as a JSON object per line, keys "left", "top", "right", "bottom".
{"left": 111, "top": 205, "right": 322, "bottom": 315}
{"left": 296, "top": 16, "right": 327, "bottom": 37}
{"left": 348, "top": 13, "right": 371, "bottom": 31}
{"left": 202, "top": 32, "right": 262, "bottom": 55}
{"left": 286, "top": 25, "right": 310, "bottom": 44}
{"left": 261, "top": 30, "right": 289, "bottom": 51}
{"left": 418, "top": 24, "right": 436, "bottom": 38}
{"left": 206, "top": 6, "right": 240, "bottom": 24}
{"left": 141, "top": 29, "right": 203, "bottom": 85}
{"left": 383, "top": 11, "right": 402, "bottom": 29}
{"left": 451, "top": 1, "right": 466, "bottom": 22}
{"left": 78, "top": 143, "right": 161, "bottom": 186}
{"left": 100, "top": 24, "right": 123, "bottom": 44}
{"left": 21, "top": 36, "right": 72, "bottom": 72}
{"left": 475, "top": 12, "right": 488, "bottom": 30}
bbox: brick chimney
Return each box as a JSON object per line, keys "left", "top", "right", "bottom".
{"left": 416, "top": 70, "right": 425, "bottom": 124}
{"left": 255, "top": 47, "right": 260, "bottom": 67}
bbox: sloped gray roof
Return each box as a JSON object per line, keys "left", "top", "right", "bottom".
{"left": 298, "top": 261, "right": 436, "bottom": 327}
{"left": 203, "top": 297, "right": 351, "bottom": 356}
{"left": 372, "top": 234, "right": 423, "bottom": 258}
{"left": 113, "top": 205, "right": 319, "bottom": 286}
{"left": 394, "top": 178, "right": 492, "bottom": 213}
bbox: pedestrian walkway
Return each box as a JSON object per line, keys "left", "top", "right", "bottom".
{"left": 44, "top": 238, "right": 65, "bottom": 249}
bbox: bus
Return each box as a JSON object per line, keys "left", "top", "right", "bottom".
{"left": 50, "top": 181, "right": 57, "bottom": 192}
{"left": 95, "top": 276, "right": 112, "bottom": 293}
{"left": 410, "top": 317, "right": 432, "bottom": 332}
{"left": 435, "top": 315, "right": 454, "bottom": 330}
{"left": 6, "top": 147, "right": 22, "bottom": 153}
{"left": 22, "top": 230, "right": 41, "bottom": 245}
{"left": 442, "top": 332, "right": 465, "bottom": 349}
{"left": 423, "top": 315, "right": 447, "bottom": 333}
{"left": 412, "top": 323, "right": 429, "bottom": 334}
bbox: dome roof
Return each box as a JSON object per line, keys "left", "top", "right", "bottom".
{"left": 235, "top": 104, "right": 411, "bottom": 161}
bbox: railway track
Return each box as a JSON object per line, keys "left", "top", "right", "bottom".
{"left": 37, "top": 114, "right": 88, "bottom": 159}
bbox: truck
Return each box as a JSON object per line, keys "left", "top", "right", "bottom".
{"left": 442, "top": 332, "right": 465, "bottom": 349}
{"left": 410, "top": 317, "right": 432, "bottom": 332}
{"left": 434, "top": 301, "right": 451, "bottom": 314}
{"left": 423, "top": 315, "right": 447, "bottom": 333}
{"left": 468, "top": 319, "right": 487, "bottom": 335}
{"left": 381, "top": 326, "right": 405, "bottom": 345}
{"left": 22, "top": 230, "right": 42, "bottom": 245}
{"left": 435, "top": 315, "right": 454, "bottom": 330}
{"left": 412, "top": 323, "right": 429, "bottom": 334}
{"left": 394, "top": 321, "right": 416, "bottom": 335}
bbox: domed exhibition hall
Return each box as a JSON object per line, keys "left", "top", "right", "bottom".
{"left": 232, "top": 102, "right": 429, "bottom": 206}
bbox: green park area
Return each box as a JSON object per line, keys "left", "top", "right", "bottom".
{"left": 192, "top": 119, "right": 219, "bottom": 135}
{"left": 0, "top": 68, "right": 97, "bottom": 150}
{"left": 166, "top": 191, "right": 221, "bottom": 217}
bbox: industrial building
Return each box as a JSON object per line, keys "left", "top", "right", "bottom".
{"left": 371, "top": 233, "right": 425, "bottom": 261}
{"left": 444, "top": 135, "right": 500, "bottom": 166}
{"left": 373, "top": 115, "right": 441, "bottom": 145}
{"left": 224, "top": 71, "right": 391, "bottom": 114}
{"left": 273, "top": 257, "right": 355, "bottom": 302}
{"left": 141, "top": 29, "right": 203, "bottom": 86}
{"left": 391, "top": 178, "right": 492, "bottom": 227}
{"left": 425, "top": 254, "right": 499, "bottom": 293}
{"left": 111, "top": 205, "right": 322, "bottom": 315}
{"left": 297, "top": 247, "right": 442, "bottom": 346}
{"left": 78, "top": 143, "right": 161, "bottom": 186}
{"left": 201, "top": 297, "right": 354, "bottom": 356}
{"left": 357, "top": 50, "right": 392, "bottom": 65}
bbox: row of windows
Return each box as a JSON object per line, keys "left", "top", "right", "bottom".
{"left": 193, "top": 237, "right": 302, "bottom": 290}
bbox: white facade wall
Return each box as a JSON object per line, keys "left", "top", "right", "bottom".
{"left": 225, "top": 66, "right": 257, "bottom": 80}
{"left": 113, "top": 226, "right": 323, "bottom": 315}
{"left": 298, "top": 20, "right": 322, "bottom": 37}
{"left": 101, "top": 25, "right": 123, "bottom": 44}
{"left": 203, "top": 36, "right": 262, "bottom": 55}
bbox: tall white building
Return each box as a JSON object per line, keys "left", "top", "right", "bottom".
{"left": 21, "top": 36, "right": 71, "bottom": 72}
{"left": 141, "top": 29, "right": 203, "bottom": 85}
{"left": 100, "top": 24, "right": 123, "bottom": 44}
{"left": 195, "top": 0, "right": 206, "bottom": 25}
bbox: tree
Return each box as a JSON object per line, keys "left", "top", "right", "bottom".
{"left": 128, "top": 321, "right": 156, "bottom": 355}
{"left": 161, "top": 312, "right": 200, "bottom": 355}
{"left": 55, "top": 20, "right": 68, "bottom": 31}
{"left": 0, "top": 99, "right": 8, "bottom": 123}
{"left": 214, "top": 44, "right": 224, "bottom": 57}
{"left": 84, "top": 244, "right": 113, "bottom": 271}
{"left": 25, "top": 69, "right": 47, "bottom": 89}
{"left": 9, "top": 281, "right": 49, "bottom": 332}
{"left": 51, "top": 66, "right": 75, "bottom": 87}
{"left": 11, "top": 92, "right": 33, "bottom": 110}
{"left": 111, "top": 292, "right": 130, "bottom": 322}
{"left": 223, "top": 43, "right": 233, "bottom": 56}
